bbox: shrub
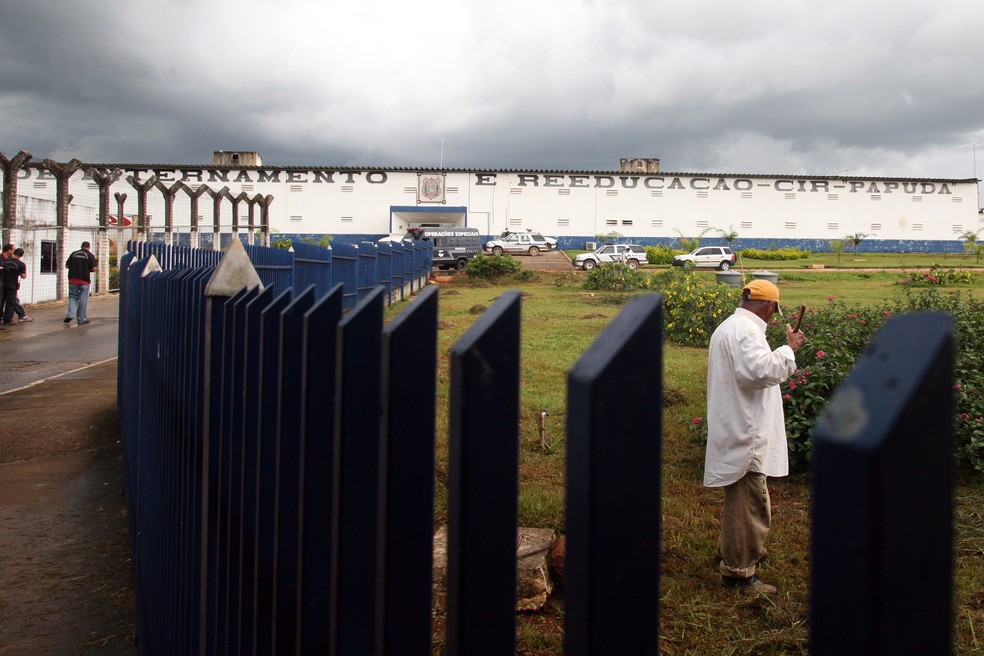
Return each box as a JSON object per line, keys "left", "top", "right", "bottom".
{"left": 581, "top": 263, "right": 648, "bottom": 292}
{"left": 896, "top": 263, "right": 976, "bottom": 287}
{"left": 657, "top": 271, "right": 740, "bottom": 347}
{"left": 465, "top": 254, "right": 521, "bottom": 283}
{"left": 645, "top": 244, "right": 679, "bottom": 265}
{"left": 552, "top": 272, "right": 582, "bottom": 288}
{"left": 778, "top": 300, "right": 889, "bottom": 469}
{"left": 740, "top": 247, "right": 812, "bottom": 261}
{"left": 776, "top": 289, "right": 984, "bottom": 474}
{"left": 664, "top": 282, "right": 984, "bottom": 474}
{"left": 513, "top": 269, "right": 540, "bottom": 283}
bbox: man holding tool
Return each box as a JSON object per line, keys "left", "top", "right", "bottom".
{"left": 703, "top": 279, "right": 806, "bottom": 594}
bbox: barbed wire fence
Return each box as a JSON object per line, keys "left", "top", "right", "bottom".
{"left": 1, "top": 149, "right": 273, "bottom": 304}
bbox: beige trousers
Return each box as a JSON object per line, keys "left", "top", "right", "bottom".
{"left": 718, "top": 472, "right": 771, "bottom": 579}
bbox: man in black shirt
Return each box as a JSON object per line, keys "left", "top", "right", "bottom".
{"left": 1, "top": 247, "right": 28, "bottom": 325}
{"left": 65, "top": 241, "right": 97, "bottom": 325}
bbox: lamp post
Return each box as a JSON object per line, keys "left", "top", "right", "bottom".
{"left": 957, "top": 140, "right": 983, "bottom": 211}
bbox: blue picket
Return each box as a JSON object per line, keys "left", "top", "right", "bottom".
{"left": 445, "top": 291, "right": 522, "bottom": 656}
{"left": 329, "top": 286, "right": 386, "bottom": 656}
{"left": 811, "top": 313, "right": 955, "bottom": 656}
{"left": 297, "top": 284, "right": 345, "bottom": 654}
{"left": 564, "top": 294, "right": 664, "bottom": 656}
{"left": 377, "top": 285, "right": 439, "bottom": 655}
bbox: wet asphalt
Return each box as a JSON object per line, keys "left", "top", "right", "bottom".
{"left": 0, "top": 293, "right": 120, "bottom": 395}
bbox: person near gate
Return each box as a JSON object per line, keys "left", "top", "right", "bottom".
{"left": 703, "top": 279, "right": 805, "bottom": 595}
{"left": 1, "top": 247, "right": 31, "bottom": 325}
{"left": 65, "top": 241, "right": 98, "bottom": 326}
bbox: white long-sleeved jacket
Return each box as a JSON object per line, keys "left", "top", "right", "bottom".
{"left": 703, "top": 307, "right": 798, "bottom": 488}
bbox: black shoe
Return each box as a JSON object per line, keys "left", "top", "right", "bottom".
{"left": 63, "top": 317, "right": 72, "bottom": 324}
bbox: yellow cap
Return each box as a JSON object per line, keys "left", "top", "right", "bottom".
{"left": 741, "top": 279, "right": 780, "bottom": 303}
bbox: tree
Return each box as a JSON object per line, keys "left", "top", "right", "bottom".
{"left": 717, "top": 226, "right": 739, "bottom": 249}
{"left": 828, "top": 239, "right": 846, "bottom": 264}
{"left": 675, "top": 227, "right": 713, "bottom": 252}
{"left": 301, "top": 234, "right": 333, "bottom": 248}
{"left": 955, "top": 228, "right": 983, "bottom": 259}
{"left": 845, "top": 232, "right": 870, "bottom": 253}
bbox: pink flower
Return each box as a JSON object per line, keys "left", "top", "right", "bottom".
{"left": 789, "top": 382, "right": 797, "bottom": 390}
{"left": 692, "top": 417, "right": 702, "bottom": 426}
{"left": 783, "top": 394, "right": 791, "bottom": 400}
{"left": 961, "top": 413, "right": 970, "bottom": 421}
{"left": 859, "top": 320, "right": 867, "bottom": 325}
{"left": 816, "top": 350, "right": 826, "bottom": 358}
{"left": 827, "top": 296, "right": 836, "bottom": 301}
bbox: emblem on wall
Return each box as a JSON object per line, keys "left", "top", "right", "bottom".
{"left": 418, "top": 173, "right": 446, "bottom": 204}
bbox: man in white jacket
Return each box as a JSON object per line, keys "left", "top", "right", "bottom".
{"left": 704, "top": 279, "right": 805, "bottom": 594}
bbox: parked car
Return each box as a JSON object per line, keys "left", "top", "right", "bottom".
{"left": 671, "top": 246, "right": 736, "bottom": 270}
{"left": 498, "top": 230, "right": 558, "bottom": 251}
{"left": 484, "top": 231, "right": 554, "bottom": 256}
{"left": 572, "top": 243, "right": 647, "bottom": 270}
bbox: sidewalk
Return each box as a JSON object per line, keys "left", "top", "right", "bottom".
{"left": 0, "top": 293, "right": 120, "bottom": 394}
{"left": 0, "top": 294, "right": 135, "bottom": 654}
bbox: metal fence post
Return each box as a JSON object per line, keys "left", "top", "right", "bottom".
{"left": 445, "top": 291, "right": 522, "bottom": 656}
{"left": 811, "top": 312, "right": 955, "bottom": 655}
{"left": 202, "top": 239, "right": 263, "bottom": 655}
{"left": 564, "top": 294, "right": 664, "bottom": 656}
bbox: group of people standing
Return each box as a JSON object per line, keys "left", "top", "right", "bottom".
{"left": 0, "top": 243, "right": 34, "bottom": 329}
{"left": 0, "top": 240, "right": 98, "bottom": 331}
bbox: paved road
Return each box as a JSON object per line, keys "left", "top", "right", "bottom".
{"left": 0, "top": 294, "right": 120, "bottom": 394}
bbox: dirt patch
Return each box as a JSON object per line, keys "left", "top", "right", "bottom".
{"left": 0, "top": 360, "right": 135, "bottom": 655}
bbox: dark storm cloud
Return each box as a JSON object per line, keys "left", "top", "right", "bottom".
{"left": 2, "top": 0, "right": 983, "bottom": 189}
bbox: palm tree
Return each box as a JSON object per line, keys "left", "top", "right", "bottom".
{"left": 955, "top": 228, "right": 983, "bottom": 259}
{"left": 717, "top": 226, "right": 739, "bottom": 250}
{"left": 675, "top": 227, "right": 713, "bottom": 252}
{"left": 829, "top": 239, "right": 846, "bottom": 265}
{"left": 845, "top": 232, "right": 870, "bottom": 253}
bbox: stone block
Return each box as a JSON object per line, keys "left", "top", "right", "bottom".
{"left": 432, "top": 526, "right": 556, "bottom": 612}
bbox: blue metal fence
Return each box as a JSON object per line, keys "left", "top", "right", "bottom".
{"left": 125, "top": 237, "right": 432, "bottom": 309}
{"left": 118, "top": 243, "right": 956, "bottom": 654}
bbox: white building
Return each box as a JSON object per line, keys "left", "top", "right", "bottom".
{"left": 5, "top": 152, "right": 982, "bottom": 304}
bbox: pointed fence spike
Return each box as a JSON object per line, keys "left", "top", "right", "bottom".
{"left": 141, "top": 254, "right": 163, "bottom": 277}
{"left": 204, "top": 238, "right": 263, "bottom": 297}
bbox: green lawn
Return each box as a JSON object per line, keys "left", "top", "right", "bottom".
{"left": 406, "top": 269, "right": 984, "bottom": 655}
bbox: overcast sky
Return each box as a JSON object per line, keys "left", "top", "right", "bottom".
{"left": 2, "top": 0, "right": 983, "bottom": 189}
